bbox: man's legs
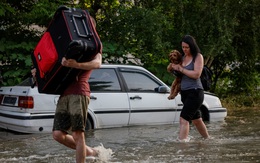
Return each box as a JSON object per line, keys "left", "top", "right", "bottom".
{"left": 53, "top": 130, "right": 97, "bottom": 156}
{"left": 52, "top": 95, "right": 98, "bottom": 161}
{"left": 72, "top": 130, "right": 86, "bottom": 163}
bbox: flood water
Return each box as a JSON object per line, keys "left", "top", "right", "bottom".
{"left": 0, "top": 107, "right": 259, "bottom": 163}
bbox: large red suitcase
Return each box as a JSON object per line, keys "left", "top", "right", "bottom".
{"left": 31, "top": 5, "right": 102, "bottom": 95}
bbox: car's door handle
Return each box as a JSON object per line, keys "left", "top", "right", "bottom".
{"left": 90, "top": 96, "right": 97, "bottom": 100}
{"left": 130, "top": 96, "right": 142, "bottom": 100}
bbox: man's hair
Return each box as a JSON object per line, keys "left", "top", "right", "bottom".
{"left": 90, "top": 16, "right": 96, "bottom": 28}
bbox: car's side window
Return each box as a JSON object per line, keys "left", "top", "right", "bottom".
{"left": 121, "top": 71, "right": 160, "bottom": 92}
{"left": 89, "top": 68, "right": 121, "bottom": 91}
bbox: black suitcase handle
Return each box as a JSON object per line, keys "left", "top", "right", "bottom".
{"left": 72, "top": 14, "right": 91, "bottom": 38}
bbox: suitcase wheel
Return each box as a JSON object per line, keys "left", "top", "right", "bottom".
{"left": 65, "top": 40, "right": 86, "bottom": 59}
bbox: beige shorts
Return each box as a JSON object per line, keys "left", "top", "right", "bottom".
{"left": 53, "top": 95, "right": 89, "bottom": 132}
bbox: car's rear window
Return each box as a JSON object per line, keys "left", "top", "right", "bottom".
{"left": 17, "top": 78, "right": 31, "bottom": 86}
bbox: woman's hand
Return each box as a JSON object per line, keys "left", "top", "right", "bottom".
{"left": 171, "top": 63, "right": 183, "bottom": 72}
{"left": 167, "top": 63, "right": 174, "bottom": 72}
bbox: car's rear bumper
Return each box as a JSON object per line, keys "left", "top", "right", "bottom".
{"left": 0, "top": 110, "right": 54, "bottom": 133}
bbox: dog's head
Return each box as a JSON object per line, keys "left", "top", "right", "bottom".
{"left": 169, "top": 50, "right": 182, "bottom": 64}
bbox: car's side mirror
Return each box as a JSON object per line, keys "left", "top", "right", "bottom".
{"left": 154, "top": 86, "right": 169, "bottom": 93}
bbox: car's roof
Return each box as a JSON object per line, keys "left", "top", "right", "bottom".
{"left": 100, "top": 64, "right": 145, "bottom": 70}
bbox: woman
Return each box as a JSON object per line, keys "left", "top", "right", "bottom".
{"left": 168, "top": 35, "right": 209, "bottom": 142}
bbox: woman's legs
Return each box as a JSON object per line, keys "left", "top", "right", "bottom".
{"left": 179, "top": 89, "right": 208, "bottom": 141}
{"left": 192, "top": 118, "right": 209, "bottom": 139}
{"left": 178, "top": 117, "right": 190, "bottom": 140}
{"left": 178, "top": 117, "right": 209, "bottom": 140}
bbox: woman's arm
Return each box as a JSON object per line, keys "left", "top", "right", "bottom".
{"left": 171, "top": 53, "right": 204, "bottom": 79}
{"left": 167, "top": 63, "right": 174, "bottom": 72}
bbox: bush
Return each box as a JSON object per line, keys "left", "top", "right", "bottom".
{"left": 221, "top": 90, "right": 260, "bottom": 108}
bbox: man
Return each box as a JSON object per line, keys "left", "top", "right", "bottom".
{"left": 54, "top": 53, "right": 101, "bottom": 162}
{"left": 32, "top": 17, "right": 102, "bottom": 163}
{"left": 31, "top": 52, "right": 101, "bottom": 163}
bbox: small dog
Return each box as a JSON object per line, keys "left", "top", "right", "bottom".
{"left": 167, "top": 50, "right": 182, "bottom": 100}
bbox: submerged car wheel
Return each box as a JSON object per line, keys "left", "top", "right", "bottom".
{"left": 85, "top": 118, "right": 93, "bottom": 131}
{"left": 200, "top": 106, "right": 210, "bottom": 121}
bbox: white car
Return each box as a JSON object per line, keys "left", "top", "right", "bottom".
{"left": 0, "top": 64, "right": 227, "bottom": 133}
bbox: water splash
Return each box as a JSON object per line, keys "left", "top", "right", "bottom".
{"left": 94, "top": 143, "right": 114, "bottom": 163}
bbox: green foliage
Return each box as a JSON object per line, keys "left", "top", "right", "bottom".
{"left": 0, "top": 38, "right": 35, "bottom": 85}
{"left": 98, "top": 4, "right": 175, "bottom": 83}
{"left": 0, "top": 0, "right": 75, "bottom": 86}
{"left": 0, "top": 0, "right": 259, "bottom": 106}
{"left": 0, "top": 1, "right": 15, "bottom": 16}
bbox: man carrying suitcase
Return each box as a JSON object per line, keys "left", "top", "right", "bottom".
{"left": 56, "top": 52, "right": 102, "bottom": 162}
{"left": 32, "top": 16, "right": 102, "bottom": 163}
{"left": 32, "top": 51, "right": 101, "bottom": 163}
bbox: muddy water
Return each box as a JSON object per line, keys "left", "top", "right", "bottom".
{"left": 0, "top": 107, "right": 259, "bottom": 163}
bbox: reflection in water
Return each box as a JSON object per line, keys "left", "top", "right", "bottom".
{"left": 0, "top": 108, "right": 260, "bottom": 162}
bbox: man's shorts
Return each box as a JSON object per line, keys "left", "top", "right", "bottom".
{"left": 53, "top": 95, "right": 89, "bottom": 132}
{"left": 180, "top": 88, "right": 204, "bottom": 121}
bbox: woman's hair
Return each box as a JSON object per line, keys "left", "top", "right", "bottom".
{"left": 181, "top": 35, "right": 201, "bottom": 61}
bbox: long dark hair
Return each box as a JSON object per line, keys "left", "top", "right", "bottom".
{"left": 181, "top": 35, "right": 201, "bottom": 61}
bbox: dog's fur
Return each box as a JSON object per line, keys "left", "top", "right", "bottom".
{"left": 167, "top": 50, "right": 182, "bottom": 100}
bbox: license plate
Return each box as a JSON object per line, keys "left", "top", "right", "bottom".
{"left": 3, "top": 96, "right": 17, "bottom": 105}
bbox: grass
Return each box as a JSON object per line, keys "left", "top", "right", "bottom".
{"left": 220, "top": 92, "right": 259, "bottom": 127}
{"left": 220, "top": 92, "right": 260, "bottom": 109}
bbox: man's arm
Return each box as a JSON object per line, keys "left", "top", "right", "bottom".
{"left": 61, "top": 53, "right": 102, "bottom": 70}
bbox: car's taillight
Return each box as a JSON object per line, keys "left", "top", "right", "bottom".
{"left": 18, "top": 96, "right": 34, "bottom": 109}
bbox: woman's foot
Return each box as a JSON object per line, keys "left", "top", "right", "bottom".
{"left": 177, "top": 135, "right": 192, "bottom": 142}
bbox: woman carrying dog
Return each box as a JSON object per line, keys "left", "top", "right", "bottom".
{"left": 167, "top": 35, "right": 209, "bottom": 142}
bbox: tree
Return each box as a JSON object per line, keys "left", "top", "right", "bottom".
{"left": 1, "top": 0, "right": 259, "bottom": 99}
{"left": 0, "top": 0, "right": 70, "bottom": 86}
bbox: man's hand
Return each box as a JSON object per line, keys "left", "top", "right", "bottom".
{"left": 30, "top": 68, "right": 37, "bottom": 88}
{"left": 61, "top": 57, "right": 78, "bottom": 68}
{"left": 31, "top": 68, "right": 36, "bottom": 77}
{"left": 61, "top": 53, "right": 102, "bottom": 70}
